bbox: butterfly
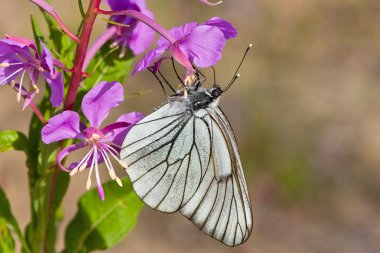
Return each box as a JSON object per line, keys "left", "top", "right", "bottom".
{"left": 120, "top": 45, "right": 253, "bottom": 247}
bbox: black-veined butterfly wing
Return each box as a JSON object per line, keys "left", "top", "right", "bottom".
{"left": 120, "top": 100, "right": 253, "bottom": 246}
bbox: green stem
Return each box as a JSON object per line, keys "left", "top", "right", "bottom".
{"left": 44, "top": 166, "right": 60, "bottom": 253}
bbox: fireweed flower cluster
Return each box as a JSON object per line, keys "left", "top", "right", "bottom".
{"left": 0, "top": 36, "right": 63, "bottom": 109}
{"left": 132, "top": 17, "right": 237, "bottom": 74}
{"left": 41, "top": 81, "right": 144, "bottom": 200}
{"left": 19, "top": 0, "right": 236, "bottom": 202}
{"left": 106, "top": 0, "right": 155, "bottom": 56}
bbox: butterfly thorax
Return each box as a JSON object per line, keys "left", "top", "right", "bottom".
{"left": 170, "top": 85, "right": 222, "bottom": 111}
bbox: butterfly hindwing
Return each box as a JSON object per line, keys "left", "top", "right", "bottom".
{"left": 120, "top": 101, "right": 252, "bottom": 246}
{"left": 180, "top": 105, "right": 252, "bottom": 246}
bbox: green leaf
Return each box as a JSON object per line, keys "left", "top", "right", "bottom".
{"left": 30, "top": 14, "right": 44, "bottom": 53}
{"left": 100, "top": 18, "right": 131, "bottom": 28}
{"left": 77, "top": 0, "right": 85, "bottom": 18}
{"left": 83, "top": 44, "right": 134, "bottom": 87}
{"left": 38, "top": 143, "right": 58, "bottom": 175}
{"left": 40, "top": 11, "right": 76, "bottom": 67}
{"left": 63, "top": 178, "right": 143, "bottom": 253}
{"left": 0, "top": 187, "right": 30, "bottom": 253}
{"left": 0, "top": 219, "right": 15, "bottom": 253}
{"left": 27, "top": 89, "right": 51, "bottom": 174}
{"left": 0, "top": 130, "right": 28, "bottom": 153}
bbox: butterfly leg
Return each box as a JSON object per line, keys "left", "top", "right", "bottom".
{"left": 158, "top": 69, "right": 176, "bottom": 93}
{"left": 147, "top": 67, "right": 168, "bottom": 97}
{"left": 171, "top": 58, "right": 186, "bottom": 88}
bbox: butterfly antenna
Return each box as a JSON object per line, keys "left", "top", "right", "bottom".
{"left": 158, "top": 69, "right": 176, "bottom": 93}
{"left": 211, "top": 66, "right": 216, "bottom": 87}
{"left": 171, "top": 58, "right": 186, "bottom": 88}
{"left": 147, "top": 67, "right": 168, "bottom": 97}
{"left": 222, "top": 43, "right": 253, "bottom": 92}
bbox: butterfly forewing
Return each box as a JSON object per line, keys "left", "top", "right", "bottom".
{"left": 120, "top": 100, "right": 252, "bottom": 246}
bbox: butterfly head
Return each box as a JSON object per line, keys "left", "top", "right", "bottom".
{"left": 209, "top": 86, "right": 222, "bottom": 98}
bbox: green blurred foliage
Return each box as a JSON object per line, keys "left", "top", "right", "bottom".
{"left": 0, "top": 219, "right": 15, "bottom": 253}
{"left": 63, "top": 178, "right": 143, "bottom": 253}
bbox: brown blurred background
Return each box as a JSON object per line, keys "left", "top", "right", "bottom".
{"left": 1, "top": 0, "right": 380, "bottom": 252}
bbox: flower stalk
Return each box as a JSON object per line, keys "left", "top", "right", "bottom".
{"left": 8, "top": 83, "right": 47, "bottom": 124}
{"left": 29, "top": 101, "right": 47, "bottom": 124}
{"left": 28, "top": 0, "right": 80, "bottom": 42}
{"left": 64, "top": 0, "right": 102, "bottom": 110}
{"left": 96, "top": 9, "right": 176, "bottom": 44}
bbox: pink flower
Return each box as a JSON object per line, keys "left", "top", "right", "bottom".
{"left": 0, "top": 36, "right": 63, "bottom": 109}
{"left": 41, "top": 81, "right": 144, "bottom": 200}
{"left": 133, "top": 17, "right": 237, "bottom": 74}
{"left": 106, "top": 0, "right": 155, "bottom": 56}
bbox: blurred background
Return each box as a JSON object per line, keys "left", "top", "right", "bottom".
{"left": 1, "top": 0, "right": 380, "bottom": 252}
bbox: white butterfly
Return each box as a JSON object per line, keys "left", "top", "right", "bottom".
{"left": 120, "top": 48, "right": 253, "bottom": 246}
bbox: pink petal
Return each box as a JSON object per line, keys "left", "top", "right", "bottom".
{"left": 81, "top": 81, "right": 124, "bottom": 128}
{"left": 150, "top": 57, "right": 170, "bottom": 73}
{"left": 41, "top": 111, "right": 82, "bottom": 144}
{"left": 22, "top": 92, "right": 36, "bottom": 111}
{"left": 5, "top": 35, "right": 37, "bottom": 51}
{"left": 132, "top": 45, "right": 166, "bottom": 74}
{"left": 170, "top": 43, "right": 193, "bottom": 71}
{"left": 57, "top": 142, "right": 87, "bottom": 171}
{"left": 204, "top": 17, "right": 238, "bottom": 39}
{"left": 40, "top": 41, "right": 55, "bottom": 74}
{"left": 157, "top": 22, "right": 198, "bottom": 46}
{"left": 44, "top": 71, "right": 64, "bottom": 108}
{"left": 127, "top": 9, "right": 156, "bottom": 55}
{"left": 180, "top": 25, "right": 225, "bottom": 67}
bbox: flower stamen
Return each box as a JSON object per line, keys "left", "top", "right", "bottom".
{"left": 86, "top": 178, "right": 92, "bottom": 190}
{"left": 0, "top": 67, "right": 24, "bottom": 85}
{"left": 99, "top": 148, "right": 123, "bottom": 187}
{"left": 116, "top": 177, "right": 123, "bottom": 187}
{"left": 0, "top": 62, "right": 24, "bottom": 68}
{"left": 70, "top": 148, "right": 94, "bottom": 176}
{"left": 99, "top": 148, "right": 115, "bottom": 178}
{"left": 86, "top": 147, "right": 97, "bottom": 190}
{"left": 93, "top": 148, "right": 105, "bottom": 200}
{"left": 32, "top": 83, "right": 40, "bottom": 93}
{"left": 69, "top": 166, "right": 79, "bottom": 176}
{"left": 17, "top": 71, "right": 26, "bottom": 102}
{"left": 104, "top": 144, "right": 128, "bottom": 168}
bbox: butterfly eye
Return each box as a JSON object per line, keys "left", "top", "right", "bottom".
{"left": 210, "top": 87, "right": 222, "bottom": 98}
